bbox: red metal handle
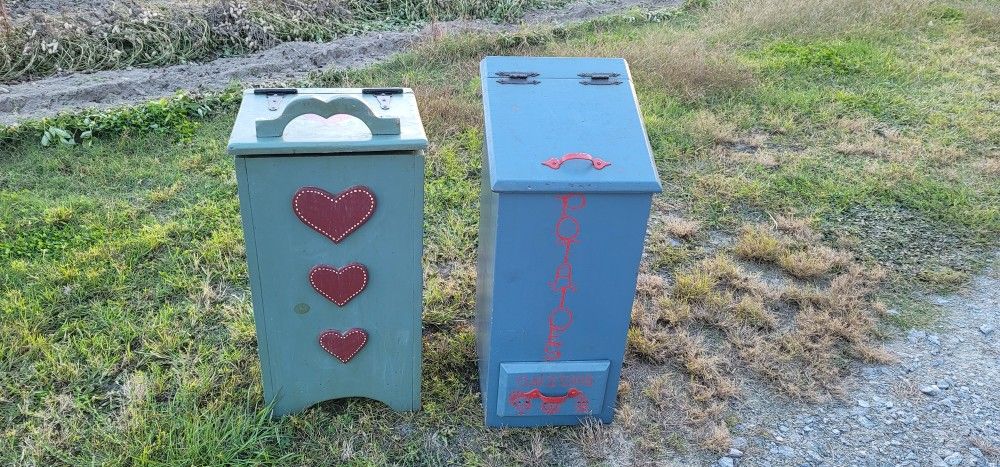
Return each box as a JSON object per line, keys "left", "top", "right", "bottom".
{"left": 521, "top": 388, "right": 582, "bottom": 403}
{"left": 542, "top": 152, "right": 611, "bottom": 170}
{"left": 508, "top": 387, "right": 590, "bottom": 415}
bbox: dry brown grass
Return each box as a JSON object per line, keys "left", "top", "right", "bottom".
{"left": 645, "top": 229, "right": 693, "bottom": 270}
{"left": 730, "top": 294, "right": 778, "bottom": 329}
{"left": 778, "top": 245, "right": 851, "bottom": 279}
{"left": 412, "top": 85, "right": 482, "bottom": 138}
{"left": 629, "top": 217, "right": 890, "bottom": 449}
{"left": 662, "top": 215, "right": 702, "bottom": 240}
{"left": 733, "top": 224, "right": 785, "bottom": 262}
{"left": 628, "top": 36, "right": 756, "bottom": 102}
{"left": 922, "top": 143, "right": 967, "bottom": 165}
{"left": 0, "top": 0, "right": 10, "bottom": 36}
{"left": 963, "top": 2, "right": 1000, "bottom": 39}
{"left": 834, "top": 131, "right": 944, "bottom": 165}
{"left": 548, "top": 33, "right": 755, "bottom": 102}
{"left": 569, "top": 418, "right": 611, "bottom": 462}
{"left": 671, "top": 269, "right": 720, "bottom": 304}
{"left": 510, "top": 432, "right": 551, "bottom": 466}
{"left": 685, "top": 110, "right": 739, "bottom": 149}
{"left": 655, "top": 295, "right": 693, "bottom": 325}
{"left": 707, "top": 0, "right": 934, "bottom": 37}
{"left": 971, "top": 435, "right": 1000, "bottom": 459}
{"left": 834, "top": 138, "right": 889, "bottom": 158}
{"left": 836, "top": 116, "right": 879, "bottom": 134}
{"left": 636, "top": 272, "right": 668, "bottom": 298}
{"left": 773, "top": 214, "right": 821, "bottom": 243}
{"left": 975, "top": 157, "right": 1000, "bottom": 176}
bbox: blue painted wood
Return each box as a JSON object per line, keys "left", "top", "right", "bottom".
{"left": 230, "top": 88, "right": 425, "bottom": 417}
{"left": 476, "top": 57, "right": 660, "bottom": 427}
{"left": 229, "top": 88, "right": 427, "bottom": 156}
{"left": 480, "top": 56, "right": 661, "bottom": 193}
{"left": 481, "top": 56, "right": 629, "bottom": 78}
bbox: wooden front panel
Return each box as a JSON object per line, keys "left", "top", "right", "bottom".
{"left": 477, "top": 191, "right": 652, "bottom": 427}
{"left": 236, "top": 153, "right": 423, "bottom": 416}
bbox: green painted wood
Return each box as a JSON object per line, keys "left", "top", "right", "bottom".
{"left": 240, "top": 154, "right": 424, "bottom": 416}
{"left": 255, "top": 96, "right": 401, "bottom": 138}
{"left": 230, "top": 87, "right": 426, "bottom": 417}
{"left": 235, "top": 157, "right": 278, "bottom": 400}
{"left": 228, "top": 88, "right": 427, "bottom": 156}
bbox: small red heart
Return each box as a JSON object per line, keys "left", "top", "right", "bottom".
{"left": 309, "top": 263, "right": 368, "bottom": 307}
{"left": 318, "top": 328, "right": 368, "bottom": 363}
{"left": 292, "top": 186, "right": 376, "bottom": 244}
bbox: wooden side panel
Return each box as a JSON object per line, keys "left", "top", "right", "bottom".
{"left": 240, "top": 153, "right": 423, "bottom": 416}
{"left": 235, "top": 157, "right": 278, "bottom": 406}
{"left": 475, "top": 174, "right": 500, "bottom": 404}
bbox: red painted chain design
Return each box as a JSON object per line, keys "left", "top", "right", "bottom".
{"left": 508, "top": 388, "right": 590, "bottom": 415}
{"left": 544, "top": 194, "right": 586, "bottom": 361}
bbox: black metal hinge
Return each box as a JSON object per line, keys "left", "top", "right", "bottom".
{"left": 496, "top": 71, "right": 540, "bottom": 85}
{"left": 578, "top": 73, "right": 622, "bottom": 85}
{"left": 363, "top": 87, "right": 404, "bottom": 110}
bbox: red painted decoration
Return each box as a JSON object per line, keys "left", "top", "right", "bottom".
{"left": 545, "top": 194, "right": 586, "bottom": 361}
{"left": 319, "top": 328, "right": 368, "bottom": 363}
{"left": 292, "top": 186, "right": 376, "bottom": 244}
{"left": 309, "top": 263, "right": 369, "bottom": 307}
{"left": 507, "top": 388, "right": 589, "bottom": 415}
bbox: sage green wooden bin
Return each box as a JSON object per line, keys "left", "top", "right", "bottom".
{"left": 228, "top": 88, "right": 426, "bottom": 416}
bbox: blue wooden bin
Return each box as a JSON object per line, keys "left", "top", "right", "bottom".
{"left": 228, "top": 88, "right": 426, "bottom": 416}
{"left": 475, "top": 57, "right": 661, "bottom": 427}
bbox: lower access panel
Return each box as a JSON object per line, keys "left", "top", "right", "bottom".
{"left": 497, "top": 360, "right": 610, "bottom": 418}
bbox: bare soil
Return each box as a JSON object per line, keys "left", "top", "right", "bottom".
{"left": 0, "top": 0, "right": 681, "bottom": 125}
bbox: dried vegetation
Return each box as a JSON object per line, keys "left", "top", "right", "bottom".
{"left": 0, "top": 0, "right": 551, "bottom": 83}
{"left": 628, "top": 217, "right": 891, "bottom": 449}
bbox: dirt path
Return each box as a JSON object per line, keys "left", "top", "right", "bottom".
{"left": 719, "top": 253, "right": 1000, "bottom": 467}
{"left": 0, "top": 0, "right": 680, "bottom": 125}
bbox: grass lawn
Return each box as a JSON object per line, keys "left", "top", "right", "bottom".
{"left": 1, "top": 0, "right": 998, "bottom": 464}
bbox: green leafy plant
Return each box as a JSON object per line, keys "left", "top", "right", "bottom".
{"left": 40, "top": 127, "right": 75, "bottom": 147}
{"left": 1, "top": 87, "right": 242, "bottom": 149}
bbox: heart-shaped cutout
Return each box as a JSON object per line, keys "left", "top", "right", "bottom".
{"left": 292, "top": 186, "right": 376, "bottom": 243}
{"left": 319, "top": 328, "right": 368, "bottom": 363}
{"left": 309, "top": 263, "right": 368, "bottom": 307}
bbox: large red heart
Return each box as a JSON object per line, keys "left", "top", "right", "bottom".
{"left": 309, "top": 263, "right": 368, "bottom": 307}
{"left": 292, "top": 186, "right": 376, "bottom": 243}
{"left": 319, "top": 328, "right": 368, "bottom": 363}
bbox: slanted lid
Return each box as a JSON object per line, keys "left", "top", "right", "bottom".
{"left": 481, "top": 56, "right": 662, "bottom": 193}
{"left": 227, "top": 88, "right": 428, "bottom": 156}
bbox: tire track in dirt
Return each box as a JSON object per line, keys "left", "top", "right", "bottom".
{"left": 0, "top": 0, "right": 680, "bottom": 125}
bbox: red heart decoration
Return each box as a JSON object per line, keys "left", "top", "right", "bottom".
{"left": 292, "top": 186, "right": 376, "bottom": 243}
{"left": 319, "top": 328, "right": 368, "bottom": 363}
{"left": 309, "top": 263, "right": 368, "bottom": 307}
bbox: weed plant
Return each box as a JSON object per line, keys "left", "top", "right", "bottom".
{"left": 0, "top": 0, "right": 553, "bottom": 84}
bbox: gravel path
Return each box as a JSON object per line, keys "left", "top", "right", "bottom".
{"left": 0, "top": 0, "right": 681, "bottom": 125}
{"left": 717, "top": 252, "right": 1000, "bottom": 467}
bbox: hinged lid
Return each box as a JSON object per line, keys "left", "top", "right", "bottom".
{"left": 481, "top": 57, "right": 662, "bottom": 193}
{"left": 227, "top": 88, "right": 427, "bottom": 156}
